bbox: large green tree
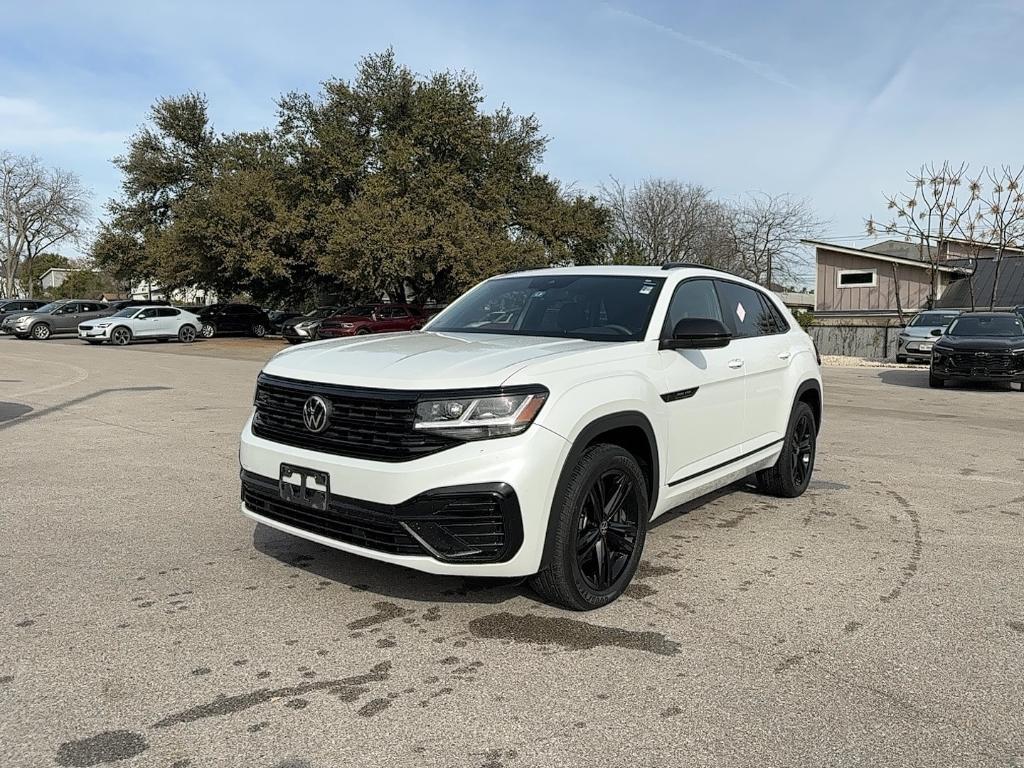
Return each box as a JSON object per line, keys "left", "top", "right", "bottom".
{"left": 93, "top": 51, "right": 609, "bottom": 306}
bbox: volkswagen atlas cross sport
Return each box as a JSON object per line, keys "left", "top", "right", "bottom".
{"left": 239, "top": 265, "right": 823, "bottom": 609}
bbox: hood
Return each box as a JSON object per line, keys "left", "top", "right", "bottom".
{"left": 936, "top": 335, "right": 1024, "bottom": 351}
{"left": 901, "top": 326, "right": 945, "bottom": 339}
{"left": 281, "top": 315, "right": 324, "bottom": 330}
{"left": 2, "top": 311, "right": 51, "bottom": 324}
{"left": 262, "top": 331, "right": 608, "bottom": 389}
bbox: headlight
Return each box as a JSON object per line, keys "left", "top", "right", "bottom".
{"left": 295, "top": 321, "right": 315, "bottom": 329}
{"left": 414, "top": 388, "right": 548, "bottom": 440}
{"left": 96, "top": 322, "right": 112, "bottom": 328}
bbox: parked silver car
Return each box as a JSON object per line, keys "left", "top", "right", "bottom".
{"left": 0, "top": 299, "right": 112, "bottom": 340}
{"left": 896, "top": 310, "right": 961, "bottom": 363}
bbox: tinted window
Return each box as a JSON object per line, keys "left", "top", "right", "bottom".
{"left": 714, "top": 281, "right": 776, "bottom": 338}
{"left": 59, "top": 303, "right": 81, "bottom": 314}
{"left": 948, "top": 315, "right": 1024, "bottom": 337}
{"left": 909, "top": 312, "right": 959, "bottom": 328}
{"left": 82, "top": 303, "right": 103, "bottom": 312}
{"left": 663, "top": 279, "right": 723, "bottom": 336}
{"left": 159, "top": 307, "right": 180, "bottom": 317}
{"left": 758, "top": 293, "right": 790, "bottom": 333}
{"left": 428, "top": 274, "right": 665, "bottom": 342}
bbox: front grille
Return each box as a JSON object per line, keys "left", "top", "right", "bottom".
{"left": 79, "top": 325, "right": 92, "bottom": 331}
{"left": 241, "top": 471, "right": 522, "bottom": 563}
{"left": 949, "top": 352, "right": 1015, "bottom": 372}
{"left": 251, "top": 373, "right": 458, "bottom": 462}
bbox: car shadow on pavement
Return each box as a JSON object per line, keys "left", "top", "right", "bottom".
{"left": 877, "top": 368, "right": 1015, "bottom": 391}
{"left": 252, "top": 523, "right": 529, "bottom": 606}
{"left": 0, "top": 386, "right": 172, "bottom": 431}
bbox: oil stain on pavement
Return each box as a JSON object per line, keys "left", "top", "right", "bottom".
{"left": 468, "top": 613, "right": 681, "bottom": 656}
{"left": 55, "top": 730, "right": 149, "bottom": 767}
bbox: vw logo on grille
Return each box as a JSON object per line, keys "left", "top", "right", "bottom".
{"left": 302, "top": 395, "right": 332, "bottom": 433}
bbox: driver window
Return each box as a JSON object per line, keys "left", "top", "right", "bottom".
{"left": 663, "top": 280, "right": 723, "bottom": 336}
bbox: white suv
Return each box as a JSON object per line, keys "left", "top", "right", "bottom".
{"left": 239, "top": 265, "right": 822, "bottom": 609}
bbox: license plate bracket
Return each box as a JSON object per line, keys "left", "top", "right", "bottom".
{"left": 279, "top": 463, "right": 329, "bottom": 511}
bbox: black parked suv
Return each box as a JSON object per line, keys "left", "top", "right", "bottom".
{"left": 196, "top": 304, "right": 271, "bottom": 338}
{"left": 0, "top": 299, "right": 48, "bottom": 322}
{"left": 929, "top": 312, "right": 1024, "bottom": 390}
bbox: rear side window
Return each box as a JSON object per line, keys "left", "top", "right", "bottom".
{"left": 714, "top": 280, "right": 781, "bottom": 338}
{"left": 159, "top": 307, "right": 180, "bottom": 317}
{"left": 758, "top": 293, "right": 790, "bottom": 333}
{"left": 662, "top": 279, "right": 723, "bottom": 336}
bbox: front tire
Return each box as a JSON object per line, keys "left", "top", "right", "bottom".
{"left": 929, "top": 372, "right": 945, "bottom": 388}
{"left": 896, "top": 355, "right": 908, "bottom": 364}
{"left": 529, "top": 444, "right": 648, "bottom": 611}
{"left": 178, "top": 325, "right": 197, "bottom": 343}
{"left": 251, "top": 323, "right": 267, "bottom": 338}
{"left": 200, "top": 322, "right": 215, "bottom": 339}
{"left": 31, "top": 323, "right": 51, "bottom": 340}
{"left": 110, "top": 326, "right": 132, "bottom": 346}
{"left": 755, "top": 401, "right": 816, "bottom": 498}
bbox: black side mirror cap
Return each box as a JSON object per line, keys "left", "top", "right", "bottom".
{"left": 660, "top": 317, "right": 732, "bottom": 350}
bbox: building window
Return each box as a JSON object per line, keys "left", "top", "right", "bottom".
{"left": 837, "top": 269, "right": 877, "bottom": 287}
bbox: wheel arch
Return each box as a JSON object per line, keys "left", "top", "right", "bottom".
{"left": 539, "top": 411, "right": 659, "bottom": 570}
{"left": 794, "top": 378, "right": 822, "bottom": 433}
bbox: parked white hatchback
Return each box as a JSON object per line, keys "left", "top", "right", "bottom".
{"left": 79, "top": 305, "right": 203, "bottom": 346}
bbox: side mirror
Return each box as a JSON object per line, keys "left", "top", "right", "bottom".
{"left": 930, "top": 328, "right": 943, "bottom": 337}
{"left": 660, "top": 318, "right": 732, "bottom": 350}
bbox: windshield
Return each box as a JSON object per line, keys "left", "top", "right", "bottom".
{"left": 947, "top": 316, "right": 1024, "bottom": 337}
{"left": 426, "top": 274, "right": 666, "bottom": 341}
{"left": 910, "top": 312, "right": 959, "bottom": 328}
{"left": 34, "top": 302, "right": 62, "bottom": 313}
{"left": 112, "top": 308, "right": 140, "bottom": 318}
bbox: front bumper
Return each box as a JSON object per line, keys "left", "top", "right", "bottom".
{"left": 282, "top": 325, "right": 317, "bottom": 341}
{"left": 897, "top": 337, "right": 936, "bottom": 360}
{"left": 239, "top": 414, "right": 569, "bottom": 576}
{"left": 78, "top": 326, "right": 112, "bottom": 339}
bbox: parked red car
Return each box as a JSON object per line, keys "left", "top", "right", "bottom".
{"left": 316, "top": 304, "right": 427, "bottom": 338}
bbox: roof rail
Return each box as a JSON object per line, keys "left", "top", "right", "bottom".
{"left": 661, "top": 261, "right": 732, "bottom": 273}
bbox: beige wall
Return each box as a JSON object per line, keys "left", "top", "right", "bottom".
{"left": 816, "top": 249, "right": 938, "bottom": 312}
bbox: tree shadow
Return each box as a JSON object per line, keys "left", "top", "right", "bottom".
{"left": 0, "top": 386, "right": 172, "bottom": 431}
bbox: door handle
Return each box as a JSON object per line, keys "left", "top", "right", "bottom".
{"left": 778, "top": 351, "right": 792, "bottom": 360}
{"left": 728, "top": 358, "right": 744, "bottom": 369}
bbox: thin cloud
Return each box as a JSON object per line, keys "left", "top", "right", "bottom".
{"left": 0, "top": 96, "right": 126, "bottom": 147}
{"left": 603, "top": 4, "right": 806, "bottom": 94}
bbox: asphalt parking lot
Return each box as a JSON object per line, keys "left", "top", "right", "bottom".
{"left": 2, "top": 337, "right": 1023, "bottom": 768}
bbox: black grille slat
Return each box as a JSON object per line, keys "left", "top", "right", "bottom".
{"left": 252, "top": 374, "right": 456, "bottom": 461}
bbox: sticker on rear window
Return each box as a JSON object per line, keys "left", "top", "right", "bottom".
{"left": 736, "top": 302, "right": 746, "bottom": 322}
{"left": 639, "top": 284, "right": 654, "bottom": 295}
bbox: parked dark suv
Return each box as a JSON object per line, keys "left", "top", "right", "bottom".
{"left": 0, "top": 299, "right": 48, "bottom": 322}
{"left": 195, "top": 304, "right": 271, "bottom": 338}
{"left": 930, "top": 312, "right": 1024, "bottom": 390}
{"left": 317, "top": 304, "right": 426, "bottom": 338}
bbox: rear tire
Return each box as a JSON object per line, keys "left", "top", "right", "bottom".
{"left": 251, "top": 323, "right": 267, "bottom": 338}
{"left": 928, "top": 373, "right": 944, "bottom": 388}
{"left": 529, "top": 444, "right": 648, "bottom": 611}
{"left": 755, "top": 401, "right": 816, "bottom": 498}
{"left": 355, "top": 328, "right": 371, "bottom": 335}
{"left": 200, "top": 322, "right": 215, "bottom": 339}
{"left": 31, "top": 323, "right": 51, "bottom": 340}
{"left": 178, "top": 325, "right": 197, "bottom": 343}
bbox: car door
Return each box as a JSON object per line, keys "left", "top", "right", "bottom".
{"left": 158, "top": 307, "right": 182, "bottom": 335}
{"left": 713, "top": 280, "right": 793, "bottom": 448}
{"left": 133, "top": 307, "right": 162, "bottom": 337}
{"left": 54, "top": 302, "right": 82, "bottom": 331}
{"left": 225, "top": 306, "right": 248, "bottom": 333}
{"left": 659, "top": 278, "right": 747, "bottom": 484}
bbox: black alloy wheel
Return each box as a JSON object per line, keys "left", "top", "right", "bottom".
{"left": 575, "top": 469, "right": 640, "bottom": 592}
{"left": 530, "top": 443, "right": 649, "bottom": 610}
{"left": 755, "top": 401, "right": 816, "bottom": 498}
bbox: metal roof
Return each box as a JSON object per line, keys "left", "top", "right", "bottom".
{"left": 936, "top": 256, "right": 1024, "bottom": 309}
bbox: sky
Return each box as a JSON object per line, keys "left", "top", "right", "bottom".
{"left": 3, "top": 0, "right": 1024, "bottom": 285}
